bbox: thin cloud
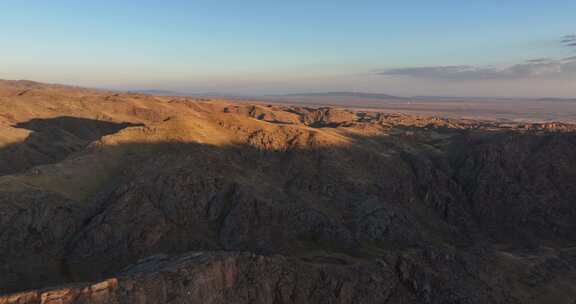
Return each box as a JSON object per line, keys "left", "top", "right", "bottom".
{"left": 377, "top": 57, "right": 576, "bottom": 80}
{"left": 562, "top": 34, "right": 576, "bottom": 47}
{"left": 378, "top": 35, "right": 576, "bottom": 81}
{"left": 527, "top": 58, "right": 554, "bottom": 63}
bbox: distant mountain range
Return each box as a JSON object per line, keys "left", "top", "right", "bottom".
{"left": 128, "top": 89, "right": 575, "bottom": 102}
{"left": 128, "top": 89, "right": 192, "bottom": 96}
{"left": 270, "top": 92, "right": 407, "bottom": 100}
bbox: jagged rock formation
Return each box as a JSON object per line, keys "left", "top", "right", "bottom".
{"left": 0, "top": 80, "right": 575, "bottom": 303}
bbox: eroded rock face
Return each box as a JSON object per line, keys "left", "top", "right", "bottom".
{"left": 457, "top": 133, "right": 576, "bottom": 243}
{"left": 0, "top": 189, "right": 82, "bottom": 293}
{"left": 0, "top": 252, "right": 412, "bottom": 304}
{"left": 7, "top": 249, "right": 574, "bottom": 304}
{"left": 303, "top": 108, "right": 357, "bottom": 127}
{"left": 65, "top": 148, "right": 390, "bottom": 280}
{"left": 0, "top": 278, "right": 118, "bottom": 304}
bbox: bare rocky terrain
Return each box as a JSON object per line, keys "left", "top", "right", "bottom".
{"left": 1, "top": 79, "right": 576, "bottom": 303}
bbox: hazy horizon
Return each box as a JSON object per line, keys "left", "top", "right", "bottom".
{"left": 1, "top": 1, "right": 575, "bottom": 97}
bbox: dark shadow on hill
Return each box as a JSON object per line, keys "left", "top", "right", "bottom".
{"left": 13, "top": 116, "right": 142, "bottom": 141}
{"left": 0, "top": 121, "right": 576, "bottom": 296}
{"left": 0, "top": 116, "right": 143, "bottom": 176}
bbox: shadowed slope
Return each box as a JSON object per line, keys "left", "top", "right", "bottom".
{"left": 0, "top": 117, "right": 142, "bottom": 175}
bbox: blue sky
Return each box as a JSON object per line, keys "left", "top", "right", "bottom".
{"left": 1, "top": 1, "right": 575, "bottom": 97}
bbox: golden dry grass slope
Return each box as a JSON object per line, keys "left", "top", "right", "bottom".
{"left": 0, "top": 80, "right": 373, "bottom": 201}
